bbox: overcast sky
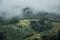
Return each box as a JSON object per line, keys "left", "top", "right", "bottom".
{"left": 0, "top": 0, "right": 60, "bottom": 18}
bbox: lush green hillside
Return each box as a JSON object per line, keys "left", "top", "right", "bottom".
{"left": 0, "top": 7, "right": 60, "bottom": 40}
{"left": 0, "top": 18, "right": 60, "bottom": 40}
{"left": 0, "top": 24, "right": 33, "bottom": 40}
{"left": 40, "top": 22, "right": 60, "bottom": 36}
{"left": 19, "top": 19, "right": 60, "bottom": 40}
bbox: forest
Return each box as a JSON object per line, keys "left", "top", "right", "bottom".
{"left": 0, "top": 7, "right": 60, "bottom": 40}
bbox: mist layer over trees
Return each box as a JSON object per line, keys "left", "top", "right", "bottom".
{"left": 0, "top": 0, "right": 60, "bottom": 40}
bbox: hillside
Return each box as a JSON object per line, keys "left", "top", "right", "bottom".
{"left": 0, "top": 18, "right": 60, "bottom": 40}
{"left": 19, "top": 19, "right": 60, "bottom": 40}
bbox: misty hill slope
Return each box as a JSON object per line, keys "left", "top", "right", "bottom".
{"left": 40, "top": 22, "right": 60, "bottom": 36}
{"left": 0, "top": 18, "right": 60, "bottom": 40}
{"left": 20, "top": 19, "right": 60, "bottom": 30}
{"left": 19, "top": 19, "right": 60, "bottom": 40}
{"left": 19, "top": 20, "right": 41, "bottom": 40}
{"left": 0, "top": 19, "right": 41, "bottom": 40}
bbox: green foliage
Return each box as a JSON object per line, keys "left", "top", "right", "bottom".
{"left": 30, "top": 19, "right": 53, "bottom": 32}
{"left": 0, "top": 16, "right": 5, "bottom": 25}
{"left": 41, "top": 30, "right": 60, "bottom": 40}
{"left": 0, "top": 16, "right": 20, "bottom": 25}
{"left": 23, "top": 7, "right": 35, "bottom": 19}
{"left": 0, "top": 9, "right": 60, "bottom": 40}
{"left": 9, "top": 16, "right": 20, "bottom": 24}
{"left": 0, "top": 24, "right": 32, "bottom": 40}
{"left": 57, "top": 30, "right": 60, "bottom": 39}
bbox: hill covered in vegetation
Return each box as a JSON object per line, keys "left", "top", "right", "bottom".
{"left": 0, "top": 7, "right": 60, "bottom": 40}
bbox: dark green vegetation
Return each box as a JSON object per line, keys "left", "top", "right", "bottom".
{"left": 0, "top": 7, "right": 60, "bottom": 40}
{"left": 30, "top": 17, "right": 53, "bottom": 32}
{"left": 0, "top": 24, "right": 33, "bottom": 40}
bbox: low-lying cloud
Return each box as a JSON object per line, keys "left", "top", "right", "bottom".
{"left": 0, "top": 0, "right": 60, "bottom": 18}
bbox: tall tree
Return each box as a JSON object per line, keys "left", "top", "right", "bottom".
{"left": 23, "top": 7, "right": 33, "bottom": 19}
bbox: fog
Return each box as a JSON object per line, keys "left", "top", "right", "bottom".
{"left": 0, "top": 0, "right": 60, "bottom": 18}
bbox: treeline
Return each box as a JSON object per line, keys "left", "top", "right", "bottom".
{"left": 0, "top": 7, "right": 60, "bottom": 25}
{"left": 22, "top": 7, "right": 49, "bottom": 19}
{"left": 0, "top": 7, "right": 60, "bottom": 40}
{"left": 0, "top": 16, "right": 20, "bottom": 25}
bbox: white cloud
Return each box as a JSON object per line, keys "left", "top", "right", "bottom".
{"left": 0, "top": 0, "right": 60, "bottom": 18}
